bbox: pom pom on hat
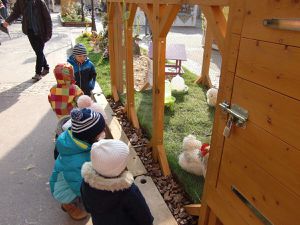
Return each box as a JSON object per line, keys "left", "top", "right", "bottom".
{"left": 73, "top": 43, "right": 87, "bottom": 56}
{"left": 71, "top": 108, "right": 106, "bottom": 144}
{"left": 91, "top": 139, "right": 129, "bottom": 177}
{"left": 77, "top": 95, "right": 93, "bottom": 109}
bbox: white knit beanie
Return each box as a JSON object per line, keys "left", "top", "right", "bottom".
{"left": 91, "top": 139, "right": 129, "bottom": 177}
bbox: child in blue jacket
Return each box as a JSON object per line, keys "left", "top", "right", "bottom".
{"left": 68, "top": 43, "right": 97, "bottom": 95}
{"left": 49, "top": 108, "right": 106, "bottom": 220}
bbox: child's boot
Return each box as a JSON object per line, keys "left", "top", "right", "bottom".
{"left": 61, "top": 203, "right": 88, "bottom": 220}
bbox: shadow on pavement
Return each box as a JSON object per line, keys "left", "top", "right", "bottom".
{"left": 0, "top": 109, "right": 91, "bottom": 225}
{"left": 0, "top": 79, "right": 36, "bottom": 113}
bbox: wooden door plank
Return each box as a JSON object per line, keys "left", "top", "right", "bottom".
{"left": 242, "top": 0, "right": 300, "bottom": 46}
{"left": 237, "top": 38, "right": 300, "bottom": 100}
{"left": 219, "top": 142, "right": 300, "bottom": 225}
{"left": 232, "top": 77, "right": 300, "bottom": 150}
{"left": 226, "top": 121, "right": 300, "bottom": 197}
{"left": 200, "top": 184, "right": 249, "bottom": 225}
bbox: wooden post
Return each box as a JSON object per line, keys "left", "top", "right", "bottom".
{"left": 201, "top": 5, "right": 227, "bottom": 56}
{"left": 151, "top": 4, "right": 181, "bottom": 176}
{"left": 124, "top": 4, "right": 140, "bottom": 129}
{"left": 195, "top": 24, "right": 213, "bottom": 87}
{"left": 115, "top": 3, "right": 124, "bottom": 95}
{"left": 151, "top": 1, "right": 162, "bottom": 163}
{"left": 108, "top": 2, "right": 119, "bottom": 101}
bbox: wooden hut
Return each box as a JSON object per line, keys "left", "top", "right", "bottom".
{"left": 106, "top": 0, "right": 300, "bottom": 224}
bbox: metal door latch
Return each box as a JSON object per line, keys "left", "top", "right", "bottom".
{"left": 219, "top": 101, "right": 248, "bottom": 127}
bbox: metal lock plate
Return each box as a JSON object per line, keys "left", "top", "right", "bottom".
{"left": 219, "top": 101, "right": 248, "bottom": 128}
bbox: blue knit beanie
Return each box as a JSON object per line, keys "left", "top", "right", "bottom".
{"left": 71, "top": 108, "right": 105, "bottom": 144}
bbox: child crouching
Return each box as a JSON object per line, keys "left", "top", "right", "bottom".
{"left": 49, "top": 108, "right": 106, "bottom": 220}
{"left": 81, "top": 139, "right": 154, "bottom": 225}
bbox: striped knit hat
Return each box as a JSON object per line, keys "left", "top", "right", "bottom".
{"left": 73, "top": 43, "right": 87, "bottom": 56}
{"left": 71, "top": 108, "right": 105, "bottom": 144}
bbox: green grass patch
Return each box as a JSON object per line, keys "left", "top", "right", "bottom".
{"left": 76, "top": 36, "right": 111, "bottom": 96}
{"left": 130, "top": 69, "right": 215, "bottom": 202}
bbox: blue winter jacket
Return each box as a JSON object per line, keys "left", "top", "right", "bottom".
{"left": 49, "top": 129, "right": 91, "bottom": 204}
{"left": 67, "top": 55, "right": 96, "bottom": 95}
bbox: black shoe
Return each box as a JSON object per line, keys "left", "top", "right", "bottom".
{"left": 32, "top": 74, "right": 42, "bottom": 80}
{"left": 41, "top": 68, "right": 49, "bottom": 76}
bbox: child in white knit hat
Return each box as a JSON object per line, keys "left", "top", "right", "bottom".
{"left": 81, "top": 139, "right": 154, "bottom": 225}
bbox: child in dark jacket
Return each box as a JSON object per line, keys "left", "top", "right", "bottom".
{"left": 81, "top": 139, "right": 154, "bottom": 225}
{"left": 49, "top": 108, "right": 106, "bottom": 221}
{"left": 68, "top": 43, "right": 97, "bottom": 95}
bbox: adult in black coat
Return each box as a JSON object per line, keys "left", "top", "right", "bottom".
{"left": 3, "top": 0, "right": 52, "bottom": 80}
{"left": 81, "top": 139, "right": 154, "bottom": 225}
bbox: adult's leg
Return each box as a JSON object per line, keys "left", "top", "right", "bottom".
{"left": 27, "top": 30, "right": 48, "bottom": 74}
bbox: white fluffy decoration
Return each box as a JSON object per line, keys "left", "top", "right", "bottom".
{"left": 77, "top": 95, "right": 93, "bottom": 108}
{"left": 178, "top": 135, "right": 210, "bottom": 177}
{"left": 206, "top": 88, "right": 218, "bottom": 107}
{"left": 171, "top": 75, "right": 185, "bottom": 92}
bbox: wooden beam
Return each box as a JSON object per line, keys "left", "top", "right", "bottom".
{"left": 195, "top": 24, "right": 213, "bottom": 87}
{"left": 108, "top": 0, "right": 229, "bottom": 6}
{"left": 201, "top": 5, "right": 227, "bottom": 56}
{"left": 108, "top": 2, "right": 119, "bottom": 101}
{"left": 156, "top": 145, "right": 171, "bottom": 176}
{"left": 159, "top": 4, "right": 181, "bottom": 37}
{"left": 139, "top": 3, "right": 154, "bottom": 30}
{"left": 124, "top": 4, "right": 140, "bottom": 129}
{"left": 184, "top": 204, "right": 202, "bottom": 216}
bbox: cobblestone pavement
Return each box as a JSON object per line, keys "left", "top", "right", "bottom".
{"left": 0, "top": 81, "right": 53, "bottom": 96}
{"left": 0, "top": 13, "right": 93, "bottom": 225}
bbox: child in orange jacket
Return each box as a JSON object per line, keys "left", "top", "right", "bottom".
{"left": 48, "top": 63, "right": 83, "bottom": 118}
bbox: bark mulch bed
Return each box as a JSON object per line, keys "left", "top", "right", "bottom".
{"left": 108, "top": 98, "right": 198, "bottom": 225}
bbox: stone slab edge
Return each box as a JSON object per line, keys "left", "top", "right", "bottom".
{"left": 135, "top": 175, "right": 178, "bottom": 225}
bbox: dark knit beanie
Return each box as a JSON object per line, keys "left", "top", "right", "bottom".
{"left": 71, "top": 108, "right": 105, "bottom": 144}
{"left": 73, "top": 43, "right": 87, "bottom": 56}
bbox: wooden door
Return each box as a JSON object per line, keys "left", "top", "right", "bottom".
{"left": 200, "top": 1, "right": 300, "bottom": 225}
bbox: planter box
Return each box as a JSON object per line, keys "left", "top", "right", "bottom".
{"left": 59, "top": 14, "right": 92, "bottom": 27}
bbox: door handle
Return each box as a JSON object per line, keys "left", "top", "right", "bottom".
{"left": 263, "top": 18, "right": 300, "bottom": 31}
